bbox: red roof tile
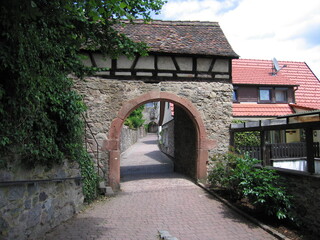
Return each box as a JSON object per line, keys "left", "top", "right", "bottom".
{"left": 279, "top": 60, "right": 320, "bottom": 110}
{"left": 233, "top": 103, "right": 294, "bottom": 117}
{"left": 116, "top": 20, "right": 239, "bottom": 57}
{"left": 232, "top": 59, "right": 297, "bottom": 86}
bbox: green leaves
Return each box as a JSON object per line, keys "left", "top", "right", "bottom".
{"left": 232, "top": 120, "right": 260, "bottom": 148}
{"left": 208, "top": 152, "right": 293, "bottom": 220}
{"left": 76, "top": 148, "right": 98, "bottom": 203}
{"left": 0, "top": 0, "right": 165, "bottom": 201}
{"left": 124, "top": 105, "right": 145, "bottom": 129}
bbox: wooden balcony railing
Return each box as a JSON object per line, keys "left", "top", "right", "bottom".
{"left": 237, "top": 142, "right": 320, "bottom": 160}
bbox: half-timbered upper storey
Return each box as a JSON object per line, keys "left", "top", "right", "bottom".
{"left": 82, "top": 20, "right": 239, "bottom": 82}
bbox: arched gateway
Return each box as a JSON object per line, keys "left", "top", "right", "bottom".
{"left": 75, "top": 20, "right": 239, "bottom": 190}
{"left": 104, "top": 91, "right": 214, "bottom": 189}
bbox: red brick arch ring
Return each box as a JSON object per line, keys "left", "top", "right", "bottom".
{"left": 103, "top": 91, "right": 216, "bottom": 190}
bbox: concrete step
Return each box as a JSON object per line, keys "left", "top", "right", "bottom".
{"left": 99, "top": 181, "right": 114, "bottom": 196}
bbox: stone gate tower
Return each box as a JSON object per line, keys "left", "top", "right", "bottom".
{"left": 75, "top": 20, "right": 239, "bottom": 189}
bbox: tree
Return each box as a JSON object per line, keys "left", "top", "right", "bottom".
{"left": 0, "top": 0, "right": 165, "bottom": 165}
{"left": 124, "top": 105, "right": 145, "bottom": 129}
{"left": 0, "top": 0, "right": 165, "bottom": 200}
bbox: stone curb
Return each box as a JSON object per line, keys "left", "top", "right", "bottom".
{"left": 197, "top": 183, "right": 289, "bottom": 240}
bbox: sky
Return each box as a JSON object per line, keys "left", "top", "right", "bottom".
{"left": 152, "top": 0, "right": 320, "bottom": 79}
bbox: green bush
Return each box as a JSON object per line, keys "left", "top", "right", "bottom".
{"left": 232, "top": 120, "right": 260, "bottom": 148}
{"left": 234, "top": 131, "right": 260, "bottom": 147}
{"left": 124, "top": 105, "right": 145, "bottom": 129}
{"left": 208, "top": 152, "right": 293, "bottom": 220}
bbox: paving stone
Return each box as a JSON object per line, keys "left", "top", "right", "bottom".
{"left": 45, "top": 135, "right": 276, "bottom": 240}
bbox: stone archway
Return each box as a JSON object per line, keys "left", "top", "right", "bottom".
{"left": 104, "top": 91, "right": 216, "bottom": 190}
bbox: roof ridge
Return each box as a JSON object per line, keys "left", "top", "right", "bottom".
{"left": 122, "top": 19, "right": 219, "bottom": 26}
{"left": 234, "top": 58, "right": 306, "bottom": 64}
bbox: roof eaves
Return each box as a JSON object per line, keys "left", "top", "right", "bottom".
{"left": 233, "top": 83, "right": 300, "bottom": 87}
{"left": 289, "top": 104, "right": 318, "bottom": 111}
{"left": 278, "top": 109, "right": 320, "bottom": 118}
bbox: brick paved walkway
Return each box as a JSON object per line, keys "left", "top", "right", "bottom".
{"left": 45, "top": 134, "right": 276, "bottom": 240}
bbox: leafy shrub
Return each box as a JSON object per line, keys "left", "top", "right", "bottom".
{"left": 208, "top": 152, "right": 293, "bottom": 220}
{"left": 234, "top": 131, "right": 260, "bottom": 147}
{"left": 208, "top": 152, "right": 241, "bottom": 199}
{"left": 124, "top": 105, "right": 145, "bottom": 129}
{"left": 232, "top": 120, "right": 260, "bottom": 148}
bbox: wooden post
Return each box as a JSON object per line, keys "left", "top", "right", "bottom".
{"left": 305, "top": 128, "right": 315, "bottom": 174}
{"left": 260, "top": 130, "right": 267, "bottom": 166}
{"left": 230, "top": 130, "right": 235, "bottom": 151}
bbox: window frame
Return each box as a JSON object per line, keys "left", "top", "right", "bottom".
{"left": 258, "top": 87, "right": 272, "bottom": 103}
{"left": 232, "top": 87, "right": 239, "bottom": 103}
{"left": 275, "top": 87, "right": 288, "bottom": 103}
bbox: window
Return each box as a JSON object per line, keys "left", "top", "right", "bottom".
{"left": 233, "top": 89, "right": 238, "bottom": 102}
{"left": 259, "top": 88, "right": 271, "bottom": 102}
{"left": 275, "top": 88, "right": 287, "bottom": 102}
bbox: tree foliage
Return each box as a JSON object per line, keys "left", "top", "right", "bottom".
{"left": 124, "top": 105, "right": 145, "bottom": 129}
{"left": 0, "top": 0, "right": 165, "bottom": 200}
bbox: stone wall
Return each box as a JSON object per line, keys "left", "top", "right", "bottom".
{"left": 159, "top": 120, "right": 174, "bottom": 157}
{"left": 277, "top": 169, "right": 320, "bottom": 236}
{"left": 0, "top": 159, "right": 83, "bottom": 240}
{"left": 120, "top": 126, "right": 147, "bottom": 153}
{"left": 74, "top": 76, "right": 233, "bottom": 183}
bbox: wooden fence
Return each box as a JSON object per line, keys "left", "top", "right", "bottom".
{"left": 237, "top": 142, "right": 320, "bottom": 160}
{"left": 237, "top": 146, "right": 261, "bottom": 159}
{"left": 269, "top": 142, "right": 306, "bottom": 159}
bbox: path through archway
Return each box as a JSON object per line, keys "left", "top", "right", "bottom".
{"left": 104, "top": 91, "right": 216, "bottom": 190}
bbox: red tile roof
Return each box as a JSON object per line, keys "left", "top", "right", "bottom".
{"left": 116, "top": 20, "right": 239, "bottom": 57}
{"left": 232, "top": 59, "right": 297, "bottom": 86}
{"left": 232, "top": 59, "right": 320, "bottom": 116}
{"left": 279, "top": 60, "right": 320, "bottom": 110}
{"left": 233, "top": 103, "right": 294, "bottom": 117}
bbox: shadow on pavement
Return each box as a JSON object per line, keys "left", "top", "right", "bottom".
{"left": 218, "top": 204, "right": 262, "bottom": 229}
{"left": 141, "top": 139, "right": 158, "bottom": 145}
{"left": 201, "top": 188, "right": 271, "bottom": 231}
{"left": 120, "top": 163, "right": 173, "bottom": 177}
{"left": 143, "top": 150, "right": 173, "bottom": 163}
{"left": 120, "top": 172, "right": 191, "bottom": 183}
{"left": 45, "top": 217, "right": 110, "bottom": 239}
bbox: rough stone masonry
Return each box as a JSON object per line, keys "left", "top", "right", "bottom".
{"left": 74, "top": 76, "right": 233, "bottom": 186}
